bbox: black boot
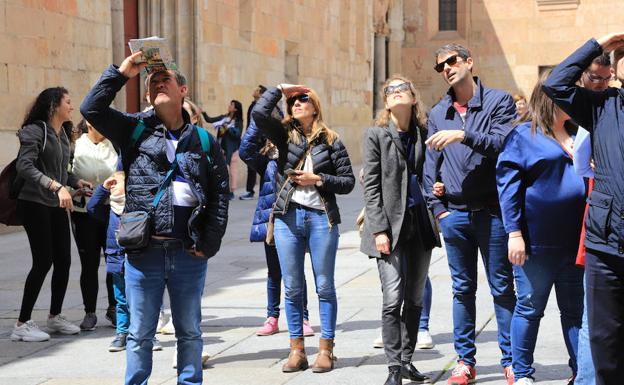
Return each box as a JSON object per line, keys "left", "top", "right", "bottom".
{"left": 384, "top": 366, "right": 402, "bottom": 385}
{"left": 401, "top": 362, "right": 431, "bottom": 384}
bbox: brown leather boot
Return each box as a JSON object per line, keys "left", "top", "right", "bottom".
{"left": 311, "top": 338, "right": 336, "bottom": 373}
{"left": 282, "top": 337, "right": 308, "bottom": 372}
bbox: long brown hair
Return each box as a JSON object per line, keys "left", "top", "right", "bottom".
{"left": 374, "top": 74, "right": 427, "bottom": 130}
{"left": 529, "top": 69, "right": 560, "bottom": 137}
{"left": 282, "top": 88, "right": 338, "bottom": 146}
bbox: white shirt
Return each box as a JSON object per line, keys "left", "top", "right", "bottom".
{"left": 71, "top": 134, "right": 118, "bottom": 213}
{"left": 290, "top": 154, "right": 324, "bottom": 210}
{"left": 164, "top": 131, "right": 199, "bottom": 207}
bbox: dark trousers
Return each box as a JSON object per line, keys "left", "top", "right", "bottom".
{"left": 18, "top": 200, "right": 72, "bottom": 322}
{"left": 71, "top": 211, "right": 114, "bottom": 313}
{"left": 377, "top": 240, "right": 431, "bottom": 366}
{"left": 245, "top": 165, "right": 257, "bottom": 193}
{"left": 585, "top": 248, "right": 624, "bottom": 385}
{"left": 264, "top": 242, "right": 309, "bottom": 319}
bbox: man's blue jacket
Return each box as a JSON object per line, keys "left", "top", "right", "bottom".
{"left": 423, "top": 77, "right": 516, "bottom": 218}
{"left": 80, "top": 65, "right": 230, "bottom": 258}
{"left": 543, "top": 38, "right": 624, "bottom": 257}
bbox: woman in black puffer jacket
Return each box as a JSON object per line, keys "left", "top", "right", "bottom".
{"left": 252, "top": 84, "right": 355, "bottom": 374}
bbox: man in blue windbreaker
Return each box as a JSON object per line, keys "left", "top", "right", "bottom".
{"left": 543, "top": 32, "right": 624, "bottom": 385}
{"left": 423, "top": 43, "right": 517, "bottom": 385}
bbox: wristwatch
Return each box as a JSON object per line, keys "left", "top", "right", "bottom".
{"left": 315, "top": 176, "right": 323, "bottom": 187}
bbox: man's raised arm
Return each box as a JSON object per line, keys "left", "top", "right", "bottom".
{"left": 80, "top": 52, "right": 147, "bottom": 147}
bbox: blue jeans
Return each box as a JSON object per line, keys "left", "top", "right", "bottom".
{"left": 419, "top": 276, "right": 432, "bottom": 331}
{"left": 264, "top": 243, "right": 309, "bottom": 320}
{"left": 124, "top": 239, "right": 207, "bottom": 385}
{"left": 112, "top": 272, "right": 130, "bottom": 335}
{"left": 438, "top": 209, "right": 515, "bottom": 368}
{"left": 511, "top": 250, "right": 583, "bottom": 380}
{"left": 575, "top": 275, "right": 595, "bottom": 385}
{"left": 274, "top": 204, "right": 339, "bottom": 339}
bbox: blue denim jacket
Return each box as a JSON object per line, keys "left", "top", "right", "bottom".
{"left": 543, "top": 38, "right": 624, "bottom": 256}
{"left": 423, "top": 77, "right": 516, "bottom": 218}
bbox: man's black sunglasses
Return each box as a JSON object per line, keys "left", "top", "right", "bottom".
{"left": 434, "top": 54, "right": 460, "bottom": 73}
{"left": 287, "top": 94, "right": 310, "bottom": 105}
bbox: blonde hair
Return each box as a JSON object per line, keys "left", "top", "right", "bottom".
{"left": 512, "top": 93, "right": 526, "bottom": 103}
{"left": 282, "top": 88, "right": 338, "bottom": 146}
{"left": 529, "top": 69, "right": 560, "bottom": 137}
{"left": 111, "top": 170, "right": 125, "bottom": 181}
{"left": 374, "top": 74, "right": 427, "bottom": 129}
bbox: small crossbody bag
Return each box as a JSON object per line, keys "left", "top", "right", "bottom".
{"left": 117, "top": 120, "right": 212, "bottom": 251}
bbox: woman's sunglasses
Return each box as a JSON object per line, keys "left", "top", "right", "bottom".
{"left": 434, "top": 54, "right": 460, "bottom": 73}
{"left": 383, "top": 82, "right": 411, "bottom": 95}
{"left": 287, "top": 94, "right": 310, "bottom": 105}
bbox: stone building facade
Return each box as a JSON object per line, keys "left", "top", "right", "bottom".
{"left": 0, "top": 0, "right": 374, "bottom": 186}
{"left": 1, "top": 0, "right": 621, "bottom": 179}
{"left": 375, "top": 0, "right": 621, "bottom": 107}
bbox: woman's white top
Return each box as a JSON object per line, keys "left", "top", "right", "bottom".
{"left": 290, "top": 153, "right": 324, "bottom": 210}
{"left": 71, "top": 134, "right": 118, "bottom": 213}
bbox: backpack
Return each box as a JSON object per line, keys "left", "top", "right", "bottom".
{"left": 0, "top": 122, "right": 48, "bottom": 226}
{"left": 129, "top": 120, "right": 212, "bottom": 163}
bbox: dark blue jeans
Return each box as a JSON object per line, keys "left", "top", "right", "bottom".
{"left": 124, "top": 239, "right": 207, "bottom": 385}
{"left": 419, "top": 276, "right": 432, "bottom": 331}
{"left": 511, "top": 249, "right": 583, "bottom": 380}
{"left": 438, "top": 209, "right": 515, "bottom": 368}
{"left": 264, "top": 243, "right": 309, "bottom": 320}
{"left": 585, "top": 248, "right": 624, "bottom": 385}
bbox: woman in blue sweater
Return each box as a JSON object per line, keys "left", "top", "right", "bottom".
{"left": 496, "top": 71, "right": 586, "bottom": 385}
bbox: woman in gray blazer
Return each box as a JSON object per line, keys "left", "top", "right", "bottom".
{"left": 361, "top": 75, "right": 439, "bottom": 385}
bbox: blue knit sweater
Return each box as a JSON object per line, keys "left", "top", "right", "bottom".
{"left": 496, "top": 122, "right": 586, "bottom": 254}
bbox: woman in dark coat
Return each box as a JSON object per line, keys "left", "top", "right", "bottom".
{"left": 252, "top": 83, "right": 355, "bottom": 373}
{"left": 361, "top": 75, "right": 439, "bottom": 385}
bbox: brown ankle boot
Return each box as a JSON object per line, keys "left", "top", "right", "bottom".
{"left": 282, "top": 337, "right": 308, "bottom": 372}
{"left": 311, "top": 338, "right": 336, "bottom": 373}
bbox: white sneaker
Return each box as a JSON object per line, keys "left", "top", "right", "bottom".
{"left": 47, "top": 314, "right": 80, "bottom": 335}
{"left": 373, "top": 333, "right": 384, "bottom": 348}
{"left": 416, "top": 329, "right": 434, "bottom": 349}
{"left": 11, "top": 320, "right": 50, "bottom": 342}
{"left": 171, "top": 344, "right": 210, "bottom": 369}
{"left": 156, "top": 310, "right": 167, "bottom": 334}
{"left": 514, "top": 378, "right": 534, "bottom": 385}
{"left": 160, "top": 318, "right": 175, "bottom": 335}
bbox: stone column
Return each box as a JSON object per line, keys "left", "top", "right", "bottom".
{"left": 111, "top": 0, "right": 126, "bottom": 111}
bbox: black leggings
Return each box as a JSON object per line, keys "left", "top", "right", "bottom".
{"left": 71, "top": 211, "right": 113, "bottom": 313}
{"left": 18, "top": 200, "right": 72, "bottom": 323}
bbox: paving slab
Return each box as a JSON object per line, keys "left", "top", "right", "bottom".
{"left": 0, "top": 182, "right": 577, "bottom": 384}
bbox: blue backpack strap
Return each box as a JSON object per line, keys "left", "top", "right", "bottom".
{"left": 195, "top": 125, "right": 212, "bottom": 164}
{"left": 130, "top": 119, "right": 146, "bottom": 147}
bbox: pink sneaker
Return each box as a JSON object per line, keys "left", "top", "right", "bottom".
{"left": 256, "top": 317, "right": 279, "bottom": 336}
{"left": 303, "top": 320, "right": 315, "bottom": 337}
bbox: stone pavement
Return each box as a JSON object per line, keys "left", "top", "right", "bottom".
{"left": 0, "top": 182, "right": 575, "bottom": 385}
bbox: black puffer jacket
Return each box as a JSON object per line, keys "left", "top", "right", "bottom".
{"left": 80, "top": 65, "right": 229, "bottom": 258}
{"left": 252, "top": 87, "right": 355, "bottom": 225}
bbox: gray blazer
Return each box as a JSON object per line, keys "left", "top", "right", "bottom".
{"left": 360, "top": 123, "right": 411, "bottom": 258}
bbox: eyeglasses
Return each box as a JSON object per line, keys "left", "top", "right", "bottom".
{"left": 287, "top": 94, "right": 310, "bottom": 105}
{"left": 584, "top": 72, "right": 611, "bottom": 83}
{"left": 434, "top": 54, "right": 461, "bottom": 73}
{"left": 383, "top": 82, "right": 411, "bottom": 95}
